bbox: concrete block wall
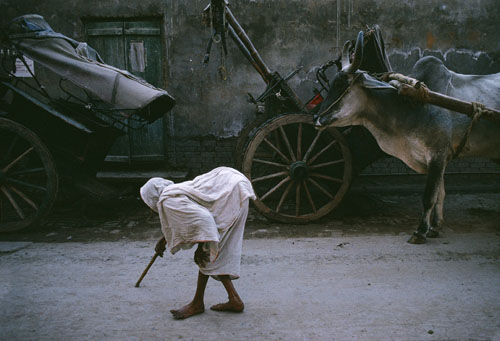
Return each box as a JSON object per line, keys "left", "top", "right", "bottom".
{"left": 362, "top": 157, "right": 500, "bottom": 176}
{"left": 166, "top": 136, "right": 500, "bottom": 176}
{"left": 166, "top": 137, "right": 236, "bottom": 175}
{"left": 1, "top": 0, "right": 499, "bottom": 177}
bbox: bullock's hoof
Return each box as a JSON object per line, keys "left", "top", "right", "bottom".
{"left": 426, "top": 229, "right": 439, "bottom": 238}
{"left": 407, "top": 233, "right": 427, "bottom": 244}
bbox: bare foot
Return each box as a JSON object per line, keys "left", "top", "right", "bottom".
{"left": 170, "top": 302, "right": 205, "bottom": 319}
{"left": 210, "top": 299, "right": 244, "bottom": 313}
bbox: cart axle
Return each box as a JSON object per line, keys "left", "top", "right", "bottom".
{"left": 289, "top": 161, "right": 308, "bottom": 180}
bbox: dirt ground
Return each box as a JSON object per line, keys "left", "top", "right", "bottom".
{"left": 1, "top": 189, "right": 500, "bottom": 340}
{"left": 1, "top": 188, "right": 498, "bottom": 243}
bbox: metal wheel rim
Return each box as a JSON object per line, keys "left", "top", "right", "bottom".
{"left": 242, "top": 113, "right": 352, "bottom": 223}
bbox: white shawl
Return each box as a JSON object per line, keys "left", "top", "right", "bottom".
{"left": 140, "top": 167, "right": 255, "bottom": 279}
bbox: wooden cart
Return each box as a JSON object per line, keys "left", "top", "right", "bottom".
{"left": 204, "top": 1, "right": 391, "bottom": 223}
{"left": 0, "top": 15, "right": 175, "bottom": 232}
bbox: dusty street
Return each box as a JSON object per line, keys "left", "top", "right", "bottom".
{"left": 1, "top": 190, "right": 500, "bottom": 340}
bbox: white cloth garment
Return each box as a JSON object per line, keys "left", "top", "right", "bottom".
{"left": 140, "top": 167, "right": 256, "bottom": 280}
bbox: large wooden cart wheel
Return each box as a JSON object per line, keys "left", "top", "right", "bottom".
{"left": 0, "top": 118, "right": 59, "bottom": 232}
{"left": 242, "top": 113, "right": 352, "bottom": 223}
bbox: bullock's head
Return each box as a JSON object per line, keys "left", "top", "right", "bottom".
{"left": 315, "top": 31, "right": 367, "bottom": 128}
{"left": 315, "top": 31, "right": 396, "bottom": 129}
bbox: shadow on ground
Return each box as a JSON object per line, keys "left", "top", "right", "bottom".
{"left": 1, "top": 188, "right": 499, "bottom": 243}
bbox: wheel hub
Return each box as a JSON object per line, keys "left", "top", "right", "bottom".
{"left": 289, "top": 161, "right": 308, "bottom": 180}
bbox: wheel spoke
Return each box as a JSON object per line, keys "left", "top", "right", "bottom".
{"left": 6, "top": 178, "right": 47, "bottom": 192}
{"left": 9, "top": 167, "right": 45, "bottom": 177}
{"left": 243, "top": 113, "right": 352, "bottom": 223}
{"left": 307, "top": 139, "right": 338, "bottom": 165}
{"left": 303, "top": 181, "right": 317, "bottom": 213}
{"left": 2, "top": 147, "right": 34, "bottom": 173}
{"left": 253, "top": 158, "right": 288, "bottom": 169}
{"left": 307, "top": 178, "right": 334, "bottom": 199}
{"left": 260, "top": 176, "right": 291, "bottom": 202}
{"left": 308, "top": 159, "right": 345, "bottom": 170}
{"left": 310, "top": 173, "right": 344, "bottom": 183}
{"left": 8, "top": 185, "right": 38, "bottom": 210}
{"left": 263, "top": 137, "right": 291, "bottom": 163}
{"left": 0, "top": 135, "right": 19, "bottom": 165}
{"left": 303, "top": 130, "right": 323, "bottom": 162}
{"left": 297, "top": 123, "right": 302, "bottom": 160}
{"left": 295, "top": 180, "right": 301, "bottom": 216}
{"left": 254, "top": 151, "right": 274, "bottom": 158}
{"left": 252, "top": 171, "right": 288, "bottom": 183}
{"left": 271, "top": 131, "right": 282, "bottom": 159}
{"left": 279, "top": 126, "right": 296, "bottom": 162}
{"left": 276, "top": 181, "right": 293, "bottom": 213}
{"left": 342, "top": 127, "right": 352, "bottom": 135}
{"left": 0, "top": 120, "right": 59, "bottom": 231}
{"left": 0, "top": 186, "right": 25, "bottom": 219}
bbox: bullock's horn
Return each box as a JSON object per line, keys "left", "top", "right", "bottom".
{"left": 343, "top": 31, "right": 363, "bottom": 73}
{"left": 341, "top": 40, "right": 352, "bottom": 70}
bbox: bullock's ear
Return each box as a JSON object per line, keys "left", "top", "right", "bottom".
{"left": 360, "top": 73, "right": 396, "bottom": 90}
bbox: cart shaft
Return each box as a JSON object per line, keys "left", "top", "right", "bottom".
{"left": 225, "top": 7, "right": 273, "bottom": 84}
{"left": 398, "top": 83, "right": 500, "bottom": 123}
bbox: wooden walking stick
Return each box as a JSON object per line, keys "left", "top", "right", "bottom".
{"left": 135, "top": 252, "right": 160, "bottom": 287}
{"left": 135, "top": 238, "right": 166, "bottom": 287}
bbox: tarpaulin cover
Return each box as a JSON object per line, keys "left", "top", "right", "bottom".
{"left": 7, "top": 14, "right": 175, "bottom": 122}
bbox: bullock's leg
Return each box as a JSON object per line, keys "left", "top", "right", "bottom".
{"left": 427, "top": 180, "right": 445, "bottom": 238}
{"left": 408, "top": 161, "right": 445, "bottom": 244}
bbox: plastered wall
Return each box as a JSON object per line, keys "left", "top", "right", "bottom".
{"left": 1, "top": 0, "right": 499, "bottom": 174}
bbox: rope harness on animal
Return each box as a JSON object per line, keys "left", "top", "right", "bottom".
{"left": 316, "top": 72, "right": 364, "bottom": 118}
{"left": 453, "top": 101, "right": 485, "bottom": 158}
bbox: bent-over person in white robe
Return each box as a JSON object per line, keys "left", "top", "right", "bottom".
{"left": 140, "top": 167, "right": 255, "bottom": 319}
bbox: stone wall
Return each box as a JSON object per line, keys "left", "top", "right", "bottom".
{"left": 1, "top": 0, "right": 499, "bottom": 175}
